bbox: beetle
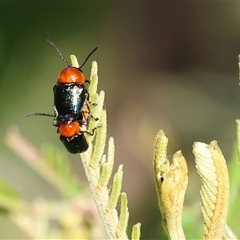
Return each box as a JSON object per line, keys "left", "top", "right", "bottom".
{"left": 26, "top": 40, "right": 99, "bottom": 153}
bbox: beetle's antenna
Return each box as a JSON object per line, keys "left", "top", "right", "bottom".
{"left": 47, "top": 39, "right": 70, "bottom": 67}
{"left": 79, "top": 47, "right": 98, "bottom": 69}
{"left": 26, "top": 113, "right": 55, "bottom": 117}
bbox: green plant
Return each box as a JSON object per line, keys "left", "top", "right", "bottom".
{"left": 2, "top": 55, "right": 240, "bottom": 239}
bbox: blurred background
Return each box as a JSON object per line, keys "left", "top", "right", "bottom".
{"left": 0, "top": 2, "right": 240, "bottom": 239}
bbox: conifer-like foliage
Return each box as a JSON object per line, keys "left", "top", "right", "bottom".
{"left": 1, "top": 53, "right": 240, "bottom": 239}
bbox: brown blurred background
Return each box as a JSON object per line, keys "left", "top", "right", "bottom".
{"left": 0, "top": 2, "right": 239, "bottom": 239}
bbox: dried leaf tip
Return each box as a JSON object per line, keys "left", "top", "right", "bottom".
{"left": 193, "top": 141, "right": 229, "bottom": 240}
{"left": 153, "top": 130, "right": 169, "bottom": 169}
{"left": 153, "top": 130, "right": 188, "bottom": 240}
